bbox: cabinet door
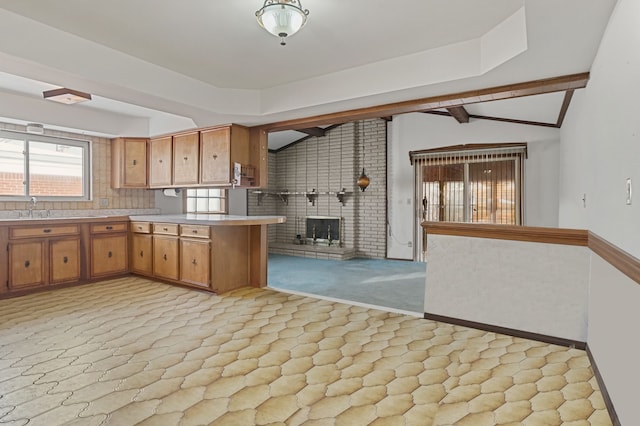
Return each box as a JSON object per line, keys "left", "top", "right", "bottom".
{"left": 131, "top": 233, "right": 153, "bottom": 275}
{"left": 200, "top": 127, "right": 231, "bottom": 185}
{"left": 50, "top": 238, "right": 81, "bottom": 284}
{"left": 149, "top": 136, "right": 173, "bottom": 187}
{"left": 173, "top": 132, "right": 199, "bottom": 186}
{"left": 8, "top": 241, "right": 46, "bottom": 289}
{"left": 180, "top": 238, "right": 210, "bottom": 288}
{"left": 91, "top": 235, "right": 128, "bottom": 278}
{"left": 124, "top": 139, "right": 147, "bottom": 187}
{"left": 153, "top": 235, "right": 179, "bottom": 280}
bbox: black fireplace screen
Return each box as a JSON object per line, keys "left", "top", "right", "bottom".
{"left": 306, "top": 216, "right": 341, "bottom": 244}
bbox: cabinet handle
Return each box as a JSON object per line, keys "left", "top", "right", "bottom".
{"left": 133, "top": 159, "right": 137, "bottom": 166}
{"left": 159, "top": 159, "right": 163, "bottom": 163}
{"left": 106, "top": 226, "right": 113, "bottom": 230}
{"left": 163, "top": 227, "right": 168, "bottom": 231}
{"left": 63, "top": 256, "right": 68, "bottom": 264}
{"left": 140, "top": 250, "right": 144, "bottom": 257}
{"left": 192, "top": 259, "right": 197, "bottom": 265}
{"left": 212, "top": 154, "right": 218, "bottom": 159}
{"left": 137, "top": 226, "right": 142, "bottom": 230}
{"left": 43, "top": 229, "right": 51, "bottom": 233}
{"left": 108, "top": 251, "right": 113, "bottom": 258}
{"left": 183, "top": 156, "right": 188, "bottom": 161}
{"left": 163, "top": 254, "right": 167, "bottom": 261}
{"left": 192, "top": 229, "right": 198, "bottom": 234}
{"left": 24, "top": 260, "right": 30, "bottom": 268}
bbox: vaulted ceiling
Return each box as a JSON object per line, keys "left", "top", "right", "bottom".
{"left": 0, "top": 1, "right": 616, "bottom": 148}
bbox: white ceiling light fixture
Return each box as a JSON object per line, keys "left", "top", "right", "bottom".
{"left": 256, "top": 0, "right": 309, "bottom": 46}
{"left": 43, "top": 88, "right": 92, "bottom": 105}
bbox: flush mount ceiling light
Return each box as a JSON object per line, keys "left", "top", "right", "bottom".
{"left": 256, "top": 0, "right": 309, "bottom": 46}
{"left": 43, "top": 88, "right": 92, "bottom": 105}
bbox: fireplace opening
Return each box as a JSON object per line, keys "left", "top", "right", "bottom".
{"left": 305, "top": 216, "right": 341, "bottom": 246}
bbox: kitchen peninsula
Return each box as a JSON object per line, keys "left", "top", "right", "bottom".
{"left": 129, "top": 214, "right": 286, "bottom": 294}
{"left": 0, "top": 214, "right": 285, "bottom": 298}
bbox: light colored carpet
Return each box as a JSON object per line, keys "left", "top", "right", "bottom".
{"left": 268, "top": 255, "right": 426, "bottom": 313}
{"left": 0, "top": 277, "right": 611, "bottom": 425}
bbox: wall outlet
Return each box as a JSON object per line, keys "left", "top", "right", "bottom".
{"left": 407, "top": 241, "right": 412, "bottom": 247}
{"left": 100, "top": 198, "right": 109, "bottom": 207}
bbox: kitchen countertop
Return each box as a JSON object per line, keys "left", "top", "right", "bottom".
{"left": 129, "top": 214, "right": 286, "bottom": 226}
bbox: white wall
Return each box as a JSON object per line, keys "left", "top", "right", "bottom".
{"left": 388, "top": 113, "right": 560, "bottom": 259}
{"left": 559, "top": 0, "right": 640, "bottom": 423}
{"left": 425, "top": 234, "right": 590, "bottom": 342}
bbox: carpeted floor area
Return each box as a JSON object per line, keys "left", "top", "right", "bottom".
{"left": 267, "top": 255, "right": 426, "bottom": 314}
{"left": 0, "top": 277, "right": 611, "bottom": 425}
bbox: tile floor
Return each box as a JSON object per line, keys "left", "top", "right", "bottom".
{"left": 0, "top": 277, "right": 611, "bottom": 425}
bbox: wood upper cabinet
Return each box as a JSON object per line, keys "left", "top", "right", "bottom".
{"left": 200, "top": 125, "right": 250, "bottom": 185}
{"left": 173, "top": 132, "right": 199, "bottom": 186}
{"left": 149, "top": 136, "right": 173, "bottom": 188}
{"left": 111, "top": 138, "right": 148, "bottom": 188}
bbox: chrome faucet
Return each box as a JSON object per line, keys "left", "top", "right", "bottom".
{"left": 28, "top": 196, "right": 37, "bottom": 217}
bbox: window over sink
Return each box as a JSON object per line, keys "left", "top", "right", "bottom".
{"left": 0, "top": 129, "right": 91, "bottom": 200}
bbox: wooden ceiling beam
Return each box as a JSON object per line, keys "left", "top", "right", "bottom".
{"left": 446, "top": 106, "right": 470, "bottom": 123}
{"left": 257, "top": 72, "right": 589, "bottom": 132}
{"left": 556, "top": 89, "right": 575, "bottom": 128}
{"left": 297, "top": 127, "right": 326, "bottom": 137}
{"left": 423, "top": 110, "right": 558, "bottom": 128}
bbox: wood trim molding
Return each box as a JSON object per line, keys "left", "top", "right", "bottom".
{"left": 423, "top": 312, "right": 586, "bottom": 350}
{"left": 258, "top": 73, "right": 589, "bottom": 132}
{"left": 586, "top": 345, "right": 621, "bottom": 426}
{"left": 422, "top": 222, "right": 589, "bottom": 246}
{"left": 588, "top": 232, "right": 640, "bottom": 286}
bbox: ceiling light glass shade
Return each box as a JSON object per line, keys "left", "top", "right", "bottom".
{"left": 256, "top": 0, "right": 309, "bottom": 46}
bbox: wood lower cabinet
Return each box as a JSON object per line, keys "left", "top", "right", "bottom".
{"left": 153, "top": 235, "right": 179, "bottom": 280}
{"left": 131, "top": 233, "right": 153, "bottom": 275}
{"left": 90, "top": 221, "right": 129, "bottom": 278}
{"left": 7, "top": 224, "right": 82, "bottom": 291}
{"left": 8, "top": 240, "right": 46, "bottom": 289}
{"left": 50, "top": 238, "right": 81, "bottom": 284}
{"left": 179, "top": 224, "right": 210, "bottom": 288}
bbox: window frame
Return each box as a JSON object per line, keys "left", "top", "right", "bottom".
{"left": 0, "top": 129, "right": 92, "bottom": 201}
{"left": 184, "top": 188, "right": 228, "bottom": 214}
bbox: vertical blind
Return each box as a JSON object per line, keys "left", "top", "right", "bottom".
{"left": 409, "top": 143, "right": 527, "bottom": 260}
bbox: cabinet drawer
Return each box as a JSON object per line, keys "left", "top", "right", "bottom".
{"left": 91, "top": 222, "right": 128, "bottom": 234}
{"left": 131, "top": 222, "right": 152, "bottom": 234}
{"left": 180, "top": 224, "right": 210, "bottom": 239}
{"left": 153, "top": 223, "right": 179, "bottom": 235}
{"left": 10, "top": 225, "right": 79, "bottom": 239}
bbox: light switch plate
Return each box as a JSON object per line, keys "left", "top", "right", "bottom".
{"left": 626, "top": 178, "right": 632, "bottom": 205}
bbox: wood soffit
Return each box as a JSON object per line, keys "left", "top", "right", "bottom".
{"left": 257, "top": 72, "right": 589, "bottom": 133}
